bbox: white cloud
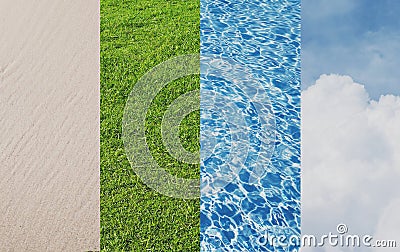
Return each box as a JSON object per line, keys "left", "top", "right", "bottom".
{"left": 373, "top": 198, "right": 400, "bottom": 251}
{"left": 302, "top": 74, "right": 400, "bottom": 251}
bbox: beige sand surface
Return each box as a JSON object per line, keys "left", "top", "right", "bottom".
{"left": 0, "top": 0, "right": 99, "bottom": 251}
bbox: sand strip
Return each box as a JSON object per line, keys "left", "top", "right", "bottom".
{"left": 0, "top": 0, "right": 99, "bottom": 250}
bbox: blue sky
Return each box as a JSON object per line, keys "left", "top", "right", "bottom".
{"left": 302, "top": 2, "right": 400, "bottom": 248}
{"left": 302, "top": 0, "right": 400, "bottom": 99}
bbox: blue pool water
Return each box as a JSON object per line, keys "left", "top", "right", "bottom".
{"left": 200, "top": 0, "right": 301, "bottom": 251}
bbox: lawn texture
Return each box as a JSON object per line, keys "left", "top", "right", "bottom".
{"left": 101, "top": 0, "right": 200, "bottom": 250}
